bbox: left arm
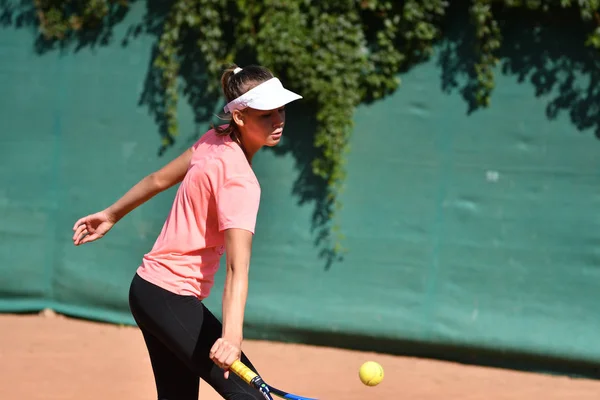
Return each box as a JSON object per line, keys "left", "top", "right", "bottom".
{"left": 209, "top": 228, "right": 253, "bottom": 378}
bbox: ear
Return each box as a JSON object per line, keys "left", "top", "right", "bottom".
{"left": 232, "top": 110, "right": 245, "bottom": 127}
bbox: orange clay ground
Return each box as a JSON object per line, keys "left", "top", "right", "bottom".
{"left": 1, "top": 312, "right": 599, "bottom": 400}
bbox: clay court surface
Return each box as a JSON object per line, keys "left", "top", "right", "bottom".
{"left": 1, "top": 312, "right": 599, "bottom": 400}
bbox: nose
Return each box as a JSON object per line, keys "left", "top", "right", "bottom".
{"left": 272, "top": 111, "right": 284, "bottom": 127}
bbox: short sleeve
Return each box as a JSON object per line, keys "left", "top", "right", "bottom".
{"left": 192, "top": 137, "right": 203, "bottom": 151}
{"left": 216, "top": 176, "right": 261, "bottom": 233}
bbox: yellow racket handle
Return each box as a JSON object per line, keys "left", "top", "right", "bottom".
{"left": 230, "top": 360, "right": 259, "bottom": 385}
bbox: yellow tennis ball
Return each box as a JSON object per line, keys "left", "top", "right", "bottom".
{"left": 359, "top": 361, "right": 384, "bottom": 386}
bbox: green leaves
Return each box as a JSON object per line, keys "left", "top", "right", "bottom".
{"left": 30, "top": 0, "right": 600, "bottom": 253}
{"left": 470, "top": 0, "right": 502, "bottom": 106}
{"left": 586, "top": 27, "right": 600, "bottom": 48}
{"left": 34, "top": 0, "right": 125, "bottom": 39}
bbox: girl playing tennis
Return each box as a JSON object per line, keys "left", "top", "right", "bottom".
{"left": 72, "top": 64, "right": 302, "bottom": 399}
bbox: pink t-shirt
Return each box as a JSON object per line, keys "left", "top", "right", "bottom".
{"left": 136, "top": 129, "right": 261, "bottom": 299}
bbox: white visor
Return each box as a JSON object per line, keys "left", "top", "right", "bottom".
{"left": 223, "top": 78, "right": 302, "bottom": 114}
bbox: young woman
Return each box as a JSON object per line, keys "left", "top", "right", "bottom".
{"left": 72, "top": 64, "right": 302, "bottom": 399}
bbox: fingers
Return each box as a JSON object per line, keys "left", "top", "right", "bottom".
{"left": 73, "top": 217, "right": 85, "bottom": 231}
{"left": 210, "top": 340, "right": 225, "bottom": 366}
{"left": 223, "top": 352, "right": 238, "bottom": 379}
{"left": 210, "top": 338, "right": 241, "bottom": 378}
{"left": 209, "top": 338, "right": 221, "bottom": 359}
{"left": 72, "top": 224, "right": 88, "bottom": 244}
{"left": 210, "top": 339, "right": 230, "bottom": 368}
{"left": 73, "top": 215, "right": 93, "bottom": 231}
{"left": 72, "top": 214, "right": 91, "bottom": 245}
{"left": 224, "top": 352, "right": 238, "bottom": 369}
{"left": 73, "top": 224, "right": 102, "bottom": 246}
{"left": 72, "top": 212, "right": 115, "bottom": 246}
{"left": 79, "top": 233, "right": 100, "bottom": 245}
{"left": 73, "top": 221, "right": 95, "bottom": 245}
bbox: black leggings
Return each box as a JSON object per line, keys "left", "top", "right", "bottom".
{"left": 128, "top": 273, "right": 264, "bottom": 400}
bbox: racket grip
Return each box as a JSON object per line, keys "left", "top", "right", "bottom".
{"left": 230, "top": 360, "right": 259, "bottom": 385}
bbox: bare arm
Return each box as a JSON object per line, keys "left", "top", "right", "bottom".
{"left": 209, "top": 228, "right": 253, "bottom": 378}
{"left": 106, "top": 147, "right": 194, "bottom": 222}
{"left": 221, "top": 228, "right": 253, "bottom": 344}
{"left": 72, "top": 147, "right": 193, "bottom": 245}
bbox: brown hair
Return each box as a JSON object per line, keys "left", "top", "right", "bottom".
{"left": 213, "top": 64, "right": 274, "bottom": 142}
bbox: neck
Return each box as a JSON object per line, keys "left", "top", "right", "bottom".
{"left": 236, "top": 134, "right": 261, "bottom": 164}
{"left": 242, "top": 140, "right": 261, "bottom": 164}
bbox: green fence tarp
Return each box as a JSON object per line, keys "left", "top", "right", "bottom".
{"left": 1, "top": 2, "right": 599, "bottom": 376}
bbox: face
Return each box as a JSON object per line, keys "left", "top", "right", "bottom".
{"left": 233, "top": 106, "right": 286, "bottom": 150}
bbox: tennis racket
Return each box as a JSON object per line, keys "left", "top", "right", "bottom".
{"left": 230, "top": 359, "right": 318, "bottom": 400}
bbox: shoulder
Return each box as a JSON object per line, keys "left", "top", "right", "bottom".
{"left": 197, "top": 140, "right": 258, "bottom": 187}
{"left": 209, "top": 154, "right": 261, "bottom": 207}
{"left": 210, "top": 153, "right": 258, "bottom": 188}
{"left": 192, "top": 127, "right": 223, "bottom": 151}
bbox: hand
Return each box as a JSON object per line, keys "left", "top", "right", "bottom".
{"left": 72, "top": 210, "right": 116, "bottom": 246}
{"left": 209, "top": 337, "right": 241, "bottom": 379}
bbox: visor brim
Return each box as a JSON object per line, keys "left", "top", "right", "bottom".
{"left": 249, "top": 88, "right": 303, "bottom": 111}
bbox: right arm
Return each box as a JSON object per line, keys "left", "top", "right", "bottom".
{"left": 106, "top": 147, "right": 194, "bottom": 222}
{"left": 72, "top": 147, "right": 194, "bottom": 245}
